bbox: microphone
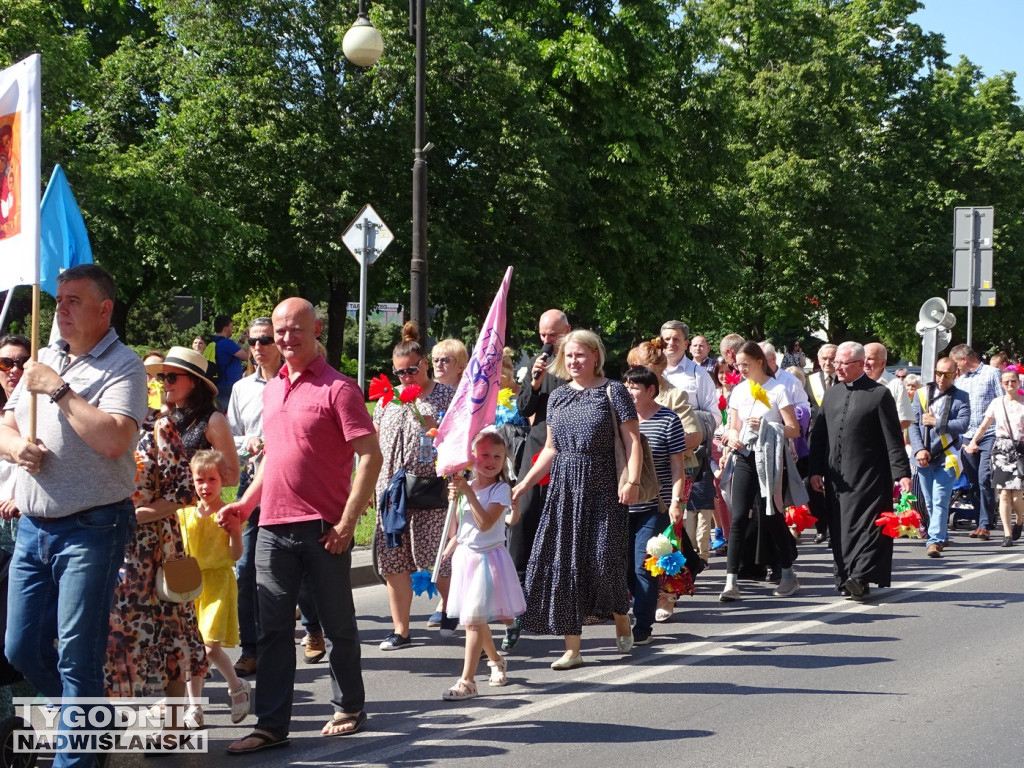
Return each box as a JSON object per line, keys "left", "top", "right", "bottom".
{"left": 532, "top": 343, "right": 555, "bottom": 381}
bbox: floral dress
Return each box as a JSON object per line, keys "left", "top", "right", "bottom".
{"left": 985, "top": 397, "right": 1024, "bottom": 491}
{"left": 106, "top": 411, "right": 210, "bottom": 697}
{"left": 373, "top": 382, "right": 454, "bottom": 576}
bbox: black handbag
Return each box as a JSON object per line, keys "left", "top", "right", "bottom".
{"left": 404, "top": 474, "right": 448, "bottom": 509}
{"left": 999, "top": 399, "right": 1024, "bottom": 477}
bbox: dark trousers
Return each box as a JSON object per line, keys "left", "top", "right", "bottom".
{"left": 962, "top": 431, "right": 995, "bottom": 529}
{"left": 726, "top": 452, "right": 795, "bottom": 575}
{"left": 254, "top": 521, "right": 364, "bottom": 738}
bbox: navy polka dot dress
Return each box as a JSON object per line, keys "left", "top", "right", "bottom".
{"left": 522, "top": 379, "right": 637, "bottom": 636}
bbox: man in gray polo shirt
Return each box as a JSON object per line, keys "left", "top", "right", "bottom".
{"left": 0, "top": 264, "right": 147, "bottom": 768}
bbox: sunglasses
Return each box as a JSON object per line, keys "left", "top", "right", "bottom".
{"left": 248, "top": 336, "right": 275, "bottom": 346}
{"left": 0, "top": 356, "right": 30, "bottom": 372}
{"left": 393, "top": 360, "right": 424, "bottom": 377}
{"left": 432, "top": 356, "right": 452, "bottom": 366}
{"left": 934, "top": 371, "right": 956, "bottom": 380}
{"left": 156, "top": 372, "right": 190, "bottom": 385}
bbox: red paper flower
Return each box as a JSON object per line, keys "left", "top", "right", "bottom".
{"left": 725, "top": 370, "right": 742, "bottom": 387}
{"left": 718, "top": 394, "right": 728, "bottom": 412}
{"left": 368, "top": 374, "right": 394, "bottom": 407}
{"left": 399, "top": 384, "right": 422, "bottom": 404}
{"left": 874, "top": 510, "right": 923, "bottom": 538}
{"left": 784, "top": 504, "right": 817, "bottom": 535}
{"left": 531, "top": 451, "right": 550, "bottom": 485}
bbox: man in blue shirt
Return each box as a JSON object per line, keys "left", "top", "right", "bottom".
{"left": 212, "top": 314, "right": 249, "bottom": 411}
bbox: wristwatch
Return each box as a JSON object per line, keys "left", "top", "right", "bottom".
{"left": 50, "top": 381, "right": 72, "bottom": 404}
{"left": 673, "top": 497, "right": 685, "bottom": 505}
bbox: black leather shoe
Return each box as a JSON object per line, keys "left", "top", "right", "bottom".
{"left": 813, "top": 533, "right": 828, "bottom": 544}
{"left": 845, "top": 577, "right": 869, "bottom": 602}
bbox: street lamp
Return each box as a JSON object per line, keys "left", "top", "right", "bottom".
{"left": 343, "top": 0, "right": 430, "bottom": 343}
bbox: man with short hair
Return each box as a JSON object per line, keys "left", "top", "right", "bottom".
{"left": 909, "top": 357, "right": 970, "bottom": 557}
{"left": 661, "top": 320, "right": 715, "bottom": 585}
{"left": 809, "top": 341, "right": 912, "bottom": 601}
{"left": 805, "top": 343, "right": 838, "bottom": 543}
{"left": 509, "top": 310, "right": 570, "bottom": 616}
{"left": 223, "top": 298, "right": 382, "bottom": 752}
{"left": 719, "top": 333, "right": 745, "bottom": 368}
{"left": 0, "top": 264, "right": 146, "bottom": 768}
{"left": 212, "top": 314, "right": 250, "bottom": 410}
{"left": 950, "top": 343, "right": 1003, "bottom": 538}
{"left": 864, "top": 342, "right": 913, "bottom": 429}
{"left": 689, "top": 335, "right": 716, "bottom": 374}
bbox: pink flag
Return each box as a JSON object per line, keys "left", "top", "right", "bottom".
{"left": 434, "top": 266, "right": 513, "bottom": 476}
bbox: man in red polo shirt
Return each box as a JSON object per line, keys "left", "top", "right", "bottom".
{"left": 222, "top": 297, "right": 382, "bottom": 753}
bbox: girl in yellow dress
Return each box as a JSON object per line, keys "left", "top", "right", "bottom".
{"left": 180, "top": 450, "right": 250, "bottom": 724}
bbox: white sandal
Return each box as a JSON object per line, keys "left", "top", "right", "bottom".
{"left": 442, "top": 678, "right": 478, "bottom": 701}
{"left": 229, "top": 679, "right": 251, "bottom": 724}
{"left": 487, "top": 656, "right": 508, "bottom": 686}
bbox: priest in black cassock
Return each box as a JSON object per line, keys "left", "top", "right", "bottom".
{"left": 808, "top": 341, "right": 912, "bottom": 600}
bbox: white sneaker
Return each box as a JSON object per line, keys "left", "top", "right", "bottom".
{"left": 774, "top": 573, "right": 800, "bottom": 597}
{"left": 719, "top": 585, "right": 741, "bottom": 602}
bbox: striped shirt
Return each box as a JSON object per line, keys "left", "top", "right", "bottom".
{"left": 629, "top": 406, "right": 686, "bottom": 515}
{"left": 957, "top": 362, "right": 1002, "bottom": 438}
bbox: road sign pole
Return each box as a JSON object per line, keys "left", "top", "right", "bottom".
{"left": 357, "top": 222, "right": 368, "bottom": 392}
{"left": 357, "top": 218, "right": 378, "bottom": 392}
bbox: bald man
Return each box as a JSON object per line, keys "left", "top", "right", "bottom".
{"left": 223, "top": 298, "right": 383, "bottom": 751}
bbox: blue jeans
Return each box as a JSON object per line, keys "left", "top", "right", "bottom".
{"left": 963, "top": 431, "right": 995, "bottom": 528}
{"left": 628, "top": 509, "right": 669, "bottom": 639}
{"left": 255, "top": 521, "right": 364, "bottom": 738}
{"left": 6, "top": 501, "right": 134, "bottom": 768}
{"left": 918, "top": 462, "right": 955, "bottom": 545}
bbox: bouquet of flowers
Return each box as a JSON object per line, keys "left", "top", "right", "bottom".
{"left": 644, "top": 523, "right": 695, "bottom": 596}
{"left": 784, "top": 504, "right": 817, "bottom": 535}
{"left": 369, "top": 374, "right": 426, "bottom": 424}
{"left": 874, "top": 491, "right": 922, "bottom": 538}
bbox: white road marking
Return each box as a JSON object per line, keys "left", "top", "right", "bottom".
{"left": 287, "top": 551, "right": 1024, "bottom": 766}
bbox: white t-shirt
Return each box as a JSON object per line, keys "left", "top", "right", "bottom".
{"left": 456, "top": 481, "right": 512, "bottom": 552}
{"left": 983, "top": 397, "right": 1024, "bottom": 441}
{"left": 775, "top": 368, "right": 809, "bottom": 410}
{"left": 729, "top": 377, "right": 792, "bottom": 425}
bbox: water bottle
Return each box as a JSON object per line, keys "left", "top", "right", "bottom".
{"left": 418, "top": 429, "right": 435, "bottom": 464}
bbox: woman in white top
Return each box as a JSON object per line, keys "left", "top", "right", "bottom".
{"left": 965, "top": 367, "right": 1024, "bottom": 545}
{"left": 720, "top": 341, "right": 801, "bottom": 601}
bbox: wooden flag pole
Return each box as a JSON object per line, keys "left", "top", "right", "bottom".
{"left": 28, "top": 283, "right": 39, "bottom": 442}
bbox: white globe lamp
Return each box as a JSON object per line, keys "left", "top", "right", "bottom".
{"left": 343, "top": 17, "right": 384, "bottom": 68}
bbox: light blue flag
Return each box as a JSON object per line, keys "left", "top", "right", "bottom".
{"left": 39, "top": 164, "right": 93, "bottom": 298}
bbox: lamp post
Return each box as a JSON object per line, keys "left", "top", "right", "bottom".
{"left": 343, "top": 0, "right": 430, "bottom": 343}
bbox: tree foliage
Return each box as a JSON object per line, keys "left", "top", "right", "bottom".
{"left": 2, "top": 0, "right": 1023, "bottom": 364}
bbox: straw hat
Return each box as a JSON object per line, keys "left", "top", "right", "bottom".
{"left": 144, "top": 346, "right": 219, "bottom": 395}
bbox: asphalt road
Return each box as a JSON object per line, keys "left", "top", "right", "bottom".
{"left": 37, "top": 531, "right": 1024, "bottom": 768}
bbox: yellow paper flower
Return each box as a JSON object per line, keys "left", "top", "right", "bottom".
{"left": 643, "top": 555, "right": 665, "bottom": 577}
{"left": 498, "top": 387, "right": 515, "bottom": 409}
{"left": 749, "top": 381, "right": 770, "bottom": 409}
{"left": 645, "top": 534, "right": 674, "bottom": 558}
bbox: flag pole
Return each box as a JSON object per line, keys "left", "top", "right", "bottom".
{"left": 0, "top": 289, "right": 13, "bottom": 332}
{"left": 431, "top": 494, "right": 459, "bottom": 583}
{"left": 29, "top": 284, "right": 39, "bottom": 441}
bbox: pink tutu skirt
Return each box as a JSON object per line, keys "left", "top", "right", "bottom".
{"left": 447, "top": 544, "right": 526, "bottom": 626}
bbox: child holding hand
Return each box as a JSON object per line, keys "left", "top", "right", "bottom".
{"left": 180, "top": 450, "right": 251, "bottom": 724}
{"left": 441, "top": 429, "right": 526, "bottom": 701}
